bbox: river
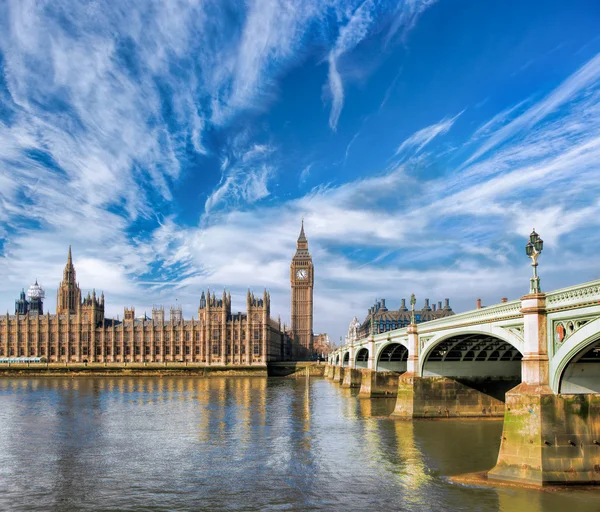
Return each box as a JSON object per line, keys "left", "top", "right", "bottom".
{"left": 0, "top": 376, "right": 597, "bottom": 511}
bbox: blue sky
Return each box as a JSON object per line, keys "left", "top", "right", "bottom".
{"left": 1, "top": 0, "right": 600, "bottom": 342}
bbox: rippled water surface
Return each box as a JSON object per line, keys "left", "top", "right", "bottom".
{"left": 0, "top": 376, "right": 598, "bottom": 511}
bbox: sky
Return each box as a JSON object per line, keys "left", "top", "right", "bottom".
{"left": 1, "top": 1, "right": 600, "bottom": 344}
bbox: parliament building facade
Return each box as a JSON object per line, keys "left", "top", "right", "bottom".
{"left": 0, "top": 224, "right": 316, "bottom": 364}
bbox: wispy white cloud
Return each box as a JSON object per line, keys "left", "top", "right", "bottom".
{"left": 465, "top": 52, "right": 600, "bottom": 165}
{"left": 385, "top": 0, "right": 439, "bottom": 46}
{"left": 327, "top": 0, "right": 375, "bottom": 131}
{"left": 394, "top": 111, "right": 463, "bottom": 157}
{"left": 471, "top": 98, "right": 530, "bottom": 141}
{"left": 344, "top": 131, "right": 360, "bottom": 165}
{"left": 326, "top": 0, "right": 436, "bottom": 130}
{"left": 205, "top": 145, "right": 274, "bottom": 214}
{"left": 299, "top": 163, "right": 313, "bottom": 184}
{"left": 379, "top": 66, "right": 403, "bottom": 110}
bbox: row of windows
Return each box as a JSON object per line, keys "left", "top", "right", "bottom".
{"left": 0, "top": 332, "right": 262, "bottom": 344}
{"left": 0, "top": 343, "right": 263, "bottom": 357}
{"left": 0, "top": 330, "right": 262, "bottom": 343}
{"left": 0, "top": 321, "right": 263, "bottom": 334}
{"left": 0, "top": 340, "right": 264, "bottom": 357}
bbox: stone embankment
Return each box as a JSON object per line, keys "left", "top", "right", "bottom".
{"left": 0, "top": 361, "right": 326, "bottom": 377}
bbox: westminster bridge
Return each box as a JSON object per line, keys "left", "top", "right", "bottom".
{"left": 326, "top": 278, "right": 600, "bottom": 486}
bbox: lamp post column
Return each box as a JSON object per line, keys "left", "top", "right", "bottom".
{"left": 406, "top": 324, "right": 419, "bottom": 375}
{"left": 520, "top": 293, "right": 548, "bottom": 387}
{"left": 522, "top": 228, "right": 548, "bottom": 386}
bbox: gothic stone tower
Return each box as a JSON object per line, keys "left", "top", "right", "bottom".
{"left": 290, "top": 220, "right": 314, "bottom": 355}
{"left": 56, "top": 245, "right": 81, "bottom": 315}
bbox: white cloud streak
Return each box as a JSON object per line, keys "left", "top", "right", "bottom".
{"left": 465, "top": 52, "right": 600, "bottom": 165}
{"left": 395, "top": 111, "right": 463, "bottom": 157}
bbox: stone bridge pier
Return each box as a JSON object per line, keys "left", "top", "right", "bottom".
{"left": 488, "top": 292, "right": 600, "bottom": 485}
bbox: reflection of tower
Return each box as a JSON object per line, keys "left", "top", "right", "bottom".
{"left": 57, "top": 246, "right": 81, "bottom": 315}
{"left": 290, "top": 220, "right": 314, "bottom": 356}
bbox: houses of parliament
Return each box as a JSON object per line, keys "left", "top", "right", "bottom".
{"left": 0, "top": 223, "right": 316, "bottom": 364}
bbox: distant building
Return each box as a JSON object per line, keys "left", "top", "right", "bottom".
{"left": 0, "top": 247, "right": 297, "bottom": 364}
{"left": 358, "top": 297, "right": 454, "bottom": 338}
{"left": 313, "top": 333, "right": 332, "bottom": 358}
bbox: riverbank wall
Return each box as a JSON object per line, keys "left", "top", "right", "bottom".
{"left": 0, "top": 362, "right": 325, "bottom": 378}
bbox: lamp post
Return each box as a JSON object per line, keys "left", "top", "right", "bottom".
{"left": 525, "top": 228, "right": 544, "bottom": 294}
{"left": 410, "top": 293, "right": 416, "bottom": 324}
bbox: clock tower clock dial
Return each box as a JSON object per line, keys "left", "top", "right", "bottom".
{"left": 290, "top": 220, "right": 314, "bottom": 356}
{"left": 296, "top": 269, "right": 308, "bottom": 280}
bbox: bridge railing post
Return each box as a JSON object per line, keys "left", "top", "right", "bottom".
{"left": 520, "top": 293, "right": 549, "bottom": 387}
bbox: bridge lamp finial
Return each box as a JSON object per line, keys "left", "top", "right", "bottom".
{"left": 525, "top": 228, "right": 544, "bottom": 294}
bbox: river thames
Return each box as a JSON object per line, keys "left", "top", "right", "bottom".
{"left": 0, "top": 376, "right": 598, "bottom": 511}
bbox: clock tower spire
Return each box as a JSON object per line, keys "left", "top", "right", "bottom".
{"left": 290, "top": 219, "right": 314, "bottom": 357}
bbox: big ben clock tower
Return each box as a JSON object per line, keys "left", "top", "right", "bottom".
{"left": 290, "top": 220, "right": 314, "bottom": 355}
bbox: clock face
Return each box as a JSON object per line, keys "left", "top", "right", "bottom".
{"left": 296, "top": 269, "right": 308, "bottom": 280}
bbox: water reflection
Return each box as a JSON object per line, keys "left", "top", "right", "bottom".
{"left": 0, "top": 377, "right": 598, "bottom": 512}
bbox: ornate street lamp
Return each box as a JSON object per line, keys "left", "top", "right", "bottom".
{"left": 410, "top": 293, "right": 416, "bottom": 324}
{"left": 525, "top": 228, "right": 544, "bottom": 294}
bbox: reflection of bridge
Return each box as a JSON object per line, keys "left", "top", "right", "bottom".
{"left": 327, "top": 279, "right": 600, "bottom": 486}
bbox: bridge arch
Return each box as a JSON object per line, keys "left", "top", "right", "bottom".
{"left": 418, "top": 329, "right": 523, "bottom": 400}
{"left": 551, "top": 317, "right": 600, "bottom": 394}
{"left": 375, "top": 341, "right": 408, "bottom": 372}
{"left": 419, "top": 326, "right": 524, "bottom": 376}
{"left": 342, "top": 351, "right": 350, "bottom": 367}
{"left": 335, "top": 354, "right": 340, "bottom": 366}
{"left": 355, "top": 347, "right": 369, "bottom": 369}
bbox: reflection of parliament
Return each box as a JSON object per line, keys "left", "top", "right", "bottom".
{"left": 0, "top": 223, "right": 316, "bottom": 364}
